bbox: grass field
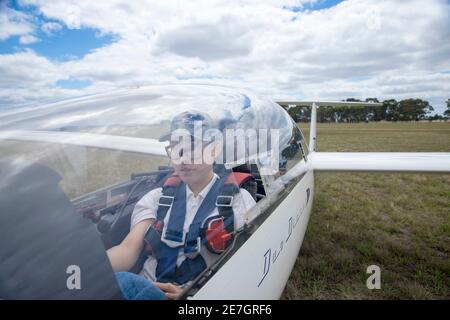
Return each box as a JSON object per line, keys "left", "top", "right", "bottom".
{"left": 1, "top": 121, "right": 448, "bottom": 299}
{"left": 283, "top": 122, "right": 450, "bottom": 299}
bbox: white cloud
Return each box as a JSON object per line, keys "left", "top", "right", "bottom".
{"left": 157, "top": 17, "right": 254, "bottom": 61}
{"left": 1, "top": 0, "right": 450, "bottom": 114}
{"left": 41, "top": 21, "right": 62, "bottom": 35}
{"left": 0, "top": 50, "right": 59, "bottom": 88}
{"left": 0, "top": 2, "right": 34, "bottom": 40}
{"left": 19, "top": 34, "right": 39, "bottom": 44}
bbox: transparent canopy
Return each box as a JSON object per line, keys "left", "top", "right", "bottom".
{"left": 0, "top": 85, "right": 308, "bottom": 299}
{"left": 0, "top": 84, "right": 294, "bottom": 139}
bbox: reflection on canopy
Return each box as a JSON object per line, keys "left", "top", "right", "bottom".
{"left": 0, "top": 85, "right": 309, "bottom": 299}
{"left": 0, "top": 85, "right": 300, "bottom": 169}
{"left": 0, "top": 85, "right": 293, "bottom": 144}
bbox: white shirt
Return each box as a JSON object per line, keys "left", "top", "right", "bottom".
{"left": 131, "top": 173, "right": 256, "bottom": 281}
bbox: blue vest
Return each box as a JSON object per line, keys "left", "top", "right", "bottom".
{"left": 145, "top": 175, "right": 234, "bottom": 284}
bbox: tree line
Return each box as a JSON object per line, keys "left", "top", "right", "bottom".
{"left": 286, "top": 98, "right": 450, "bottom": 123}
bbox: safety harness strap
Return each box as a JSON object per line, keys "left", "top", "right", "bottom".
{"left": 155, "top": 175, "right": 181, "bottom": 221}
{"left": 163, "top": 183, "right": 186, "bottom": 244}
{"left": 145, "top": 171, "right": 255, "bottom": 284}
{"left": 155, "top": 176, "right": 226, "bottom": 283}
{"left": 184, "top": 176, "right": 227, "bottom": 256}
{"left": 215, "top": 172, "right": 253, "bottom": 233}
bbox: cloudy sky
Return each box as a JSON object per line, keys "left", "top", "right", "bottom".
{"left": 0, "top": 0, "right": 449, "bottom": 114}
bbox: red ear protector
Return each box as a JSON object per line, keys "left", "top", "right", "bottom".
{"left": 203, "top": 216, "right": 233, "bottom": 254}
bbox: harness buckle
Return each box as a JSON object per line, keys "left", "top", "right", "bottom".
{"left": 158, "top": 195, "right": 175, "bottom": 207}
{"left": 215, "top": 195, "right": 234, "bottom": 207}
{"left": 185, "top": 236, "right": 201, "bottom": 259}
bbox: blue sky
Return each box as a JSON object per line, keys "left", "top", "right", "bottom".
{"left": 0, "top": 0, "right": 118, "bottom": 90}
{"left": 1, "top": 0, "right": 343, "bottom": 63}
{"left": 0, "top": 1, "right": 116, "bottom": 62}
{"left": 0, "top": 0, "right": 345, "bottom": 91}
{"left": 306, "top": 0, "right": 344, "bottom": 10}
{"left": 0, "top": 0, "right": 448, "bottom": 114}
{"left": 285, "top": 0, "right": 344, "bottom": 12}
{"left": 0, "top": 27, "right": 116, "bottom": 61}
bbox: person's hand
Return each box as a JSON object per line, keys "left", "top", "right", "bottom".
{"left": 154, "top": 282, "right": 183, "bottom": 300}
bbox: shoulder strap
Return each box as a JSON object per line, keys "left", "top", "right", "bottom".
{"left": 162, "top": 182, "right": 187, "bottom": 244}
{"left": 217, "top": 172, "right": 254, "bottom": 217}
{"left": 154, "top": 172, "right": 255, "bottom": 283}
{"left": 184, "top": 176, "right": 226, "bottom": 256}
{"left": 156, "top": 175, "right": 182, "bottom": 221}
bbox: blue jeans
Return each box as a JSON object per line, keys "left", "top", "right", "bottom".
{"left": 116, "top": 272, "right": 167, "bottom": 300}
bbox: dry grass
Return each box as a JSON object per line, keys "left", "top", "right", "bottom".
{"left": 1, "top": 122, "right": 448, "bottom": 299}
{"left": 283, "top": 122, "right": 450, "bottom": 299}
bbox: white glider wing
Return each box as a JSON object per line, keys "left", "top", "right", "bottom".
{"left": 276, "top": 100, "right": 450, "bottom": 173}
{"left": 0, "top": 130, "right": 168, "bottom": 156}
{"left": 311, "top": 152, "right": 450, "bottom": 173}
{"left": 276, "top": 100, "right": 382, "bottom": 107}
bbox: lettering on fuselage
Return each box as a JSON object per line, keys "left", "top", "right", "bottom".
{"left": 257, "top": 187, "right": 310, "bottom": 287}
